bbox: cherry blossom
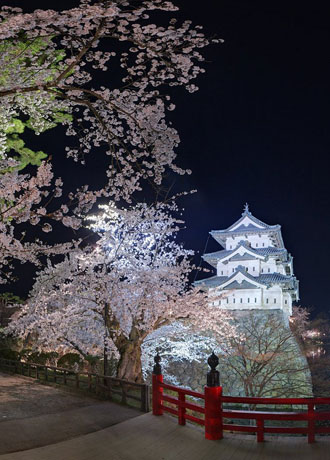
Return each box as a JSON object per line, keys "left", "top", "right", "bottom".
{"left": 0, "top": 0, "right": 220, "bottom": 200}
{"left": 8, "top": 202, "right": 237, "bottom": 382}
{"left": 0, "top": 1, "right": 220, "bottom": 280}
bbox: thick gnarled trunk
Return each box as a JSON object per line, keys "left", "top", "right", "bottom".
{"left": 116, "top": 340, "right": 144, "bottom": 383}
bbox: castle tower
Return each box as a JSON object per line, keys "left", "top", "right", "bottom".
{"left": 195, "top": 204, "right": 299, "bottom": 317}
{"left": 143, "top": 204, "right": 312, "bottom": 397}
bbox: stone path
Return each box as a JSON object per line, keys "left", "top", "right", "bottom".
{"left": 0, "top": 372, "right": 100, "bottom": 420}
{"left": 2, "top": 372, "right": 330, "bottom": 459}
{"left": 2, "top": 413, "right": 330, "bottom": 460}
{"left": 0, "top": 372, "right": 140, "bottom": 455}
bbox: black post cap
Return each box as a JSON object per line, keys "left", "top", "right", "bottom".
{"left": 153, "top": 353, "right": 162, "bottom": 375}
{"left": 207, "top": 351, "right": 220, "bottom": 387}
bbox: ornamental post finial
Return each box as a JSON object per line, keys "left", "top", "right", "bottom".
{"left": 206, "top": 351, "right": 220, "bottom": 387}
{"left": 153, "top": 353, "right": 162, "bottom": 375}
{"left": 243, "top": 203, "right": 249, "bottom": 214}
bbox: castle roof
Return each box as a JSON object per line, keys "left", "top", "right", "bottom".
{"left": 203, "top": 243, "right": 288, "bottom": 269}
{"left": 210, "top": 205, "right": 284, "bottom": 248}
{"left": 195, "top": 265, "right": 298, "bottom": 296}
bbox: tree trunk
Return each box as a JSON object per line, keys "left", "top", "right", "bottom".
{"left": 116, "top": 340, "right": 144, "bottom": 383}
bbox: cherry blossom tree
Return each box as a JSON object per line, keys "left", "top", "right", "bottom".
{"left": 7, "top": 202, "right": 237, "bottom": 382}
{"left": 0, "top": 0, "right": 220, "bottom": 199}
{"left": 0, "top": 1, "right": 220, "bottom": 283}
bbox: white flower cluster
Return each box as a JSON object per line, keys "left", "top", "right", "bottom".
{"left": 0, "top": 1, "right": 221, "bottom": 200}
{"left": 8, "top": 202, "right": 238, "bottom": 379}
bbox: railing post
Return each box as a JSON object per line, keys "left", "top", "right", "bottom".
{"left": 308, "top": 402, "right": 315, "bottom": 444}
{"left": 121, "top": 381, "right": 127, "bottom": 405}
{"left": 152, "top": 354, "right": 163, "bottom": 416}
{"left": 205, "top": 352, "right": 223, "bottom": 441}
{"left": 141, "top": 384, "right": 150, "bottom": 412}
{"left": 96, "top": 375, "right": 100, "bottom": 395}
{"left": 178, "top": 392, "right": 186, "bottom": 425}
{"left": 257, "top": 419, "right": 264, "bottom": 442}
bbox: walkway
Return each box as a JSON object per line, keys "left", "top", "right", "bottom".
{"left": 0, "top": 372, "right": 140, "bottom": 455}
{"left": 2, "top": 412, "right": 330, "bottom": 460}
{"left": 2, "top": 372, "right": 330, "bottom": 459}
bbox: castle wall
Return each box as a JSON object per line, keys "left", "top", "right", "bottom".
{"left": 225, "top": 234, "right": 273, "bottom": 250}
{"left": 210, "top": 285, "right": 289, "bottom": 311}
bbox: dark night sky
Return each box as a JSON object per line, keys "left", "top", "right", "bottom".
{"left": 2, "top": 0, "right": 330, "bottom": 315}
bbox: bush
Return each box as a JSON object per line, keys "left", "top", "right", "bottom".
{"left": 57, "top": 353, "right": 83, "bottom": 370}
{"left": 0, "top": 348, "right": 20, "bottom": 360}
{"left": 25, "top": 351, "right": 59, "bottom": 365}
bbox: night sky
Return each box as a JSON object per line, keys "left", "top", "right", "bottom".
{"left": 2, "top": 0, "right": 330, "bottom": 315}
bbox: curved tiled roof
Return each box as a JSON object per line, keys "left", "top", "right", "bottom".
{"left": 210, "top": 210, "right": 284, "bottom": 249}
{"left": 195, "top": 269, "right": 297, "bottom": 291}
{"left": 203, "top": 245, "right": 288, "bottom": 268}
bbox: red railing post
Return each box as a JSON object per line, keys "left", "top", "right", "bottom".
{"left": 257, "top": 419, "right": 264, "bottom": 442}
{"left": 205, "top": 352, "right": 223, "bottom": 440}
{"left": 152, "top": 354, "right": 163, "bottom": 416}
{"left": 308, "top": 402, "right": 315, "bottom": 444}
{"left": 178, "top": 392, "right": 186, "bottom": 425}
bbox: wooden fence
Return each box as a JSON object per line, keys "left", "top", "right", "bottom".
{"left": 0, "top": 357, "right": 150, "bottom": 412}
{"left": 152, "top": 352, "right": 330, "bottom": 443}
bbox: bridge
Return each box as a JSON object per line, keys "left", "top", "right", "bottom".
{"left": 1, "top": 370, "right": 330, "bottom": 459}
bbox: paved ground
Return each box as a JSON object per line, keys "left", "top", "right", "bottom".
{"left": 2, "top": 372, "right": 330, "bottom": 459}
{"left": 0, "top": 372, "right": 101, "bottom": 420}
{"left": 0, "top": 373, "right": 140, "bottom": 455}
{"left": 2, "top": 413, "right": 330, "bottom": 460}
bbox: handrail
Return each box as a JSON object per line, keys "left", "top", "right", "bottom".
{"left": 222, "top": 395, "right": 330, "bottom": 405}
{"left": 0, "top": 357, "right": 150, "bottom": 412}
{"left": 152, "top": 374, "right": 330, "bottom": 443}
{"left": 159, "top": 382, "right": 204, "bottom": 399}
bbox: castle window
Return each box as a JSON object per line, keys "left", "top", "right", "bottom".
{"left": 248, "top": 298, "right": 250, "bottom": 303}
{"left": 221, "top": 271, "right": 223, "bottom": 275}
{"left": 253, "top": 267, "right": 255, "bottom": 271}
{"left": 256, "top": 243, "right": 259, "bottom": 247}
{"left": 233, "top": 298, "right": 235, "bottom": 303}
{"left": 232, "top": 268, "right": 234, "bottom": 273}
{"left": 274, "top": 298, "right": 276, "bottom": 303}
{"left": 262, "top": 243, "right": 265, "bottom": 247}
{"left": 266, "top": 298, "right": 269, "bottom": 304}
{"left": 285, "top": 300, "right": 288, "bottom": 304}
{"left": 268, "top": 268, "right": 270, "bottom": 273}
{"left": 261, "top": 269, "right": 264, "bottom": 273}
{"left": 226, "top": 298, "right": 229, "bottom": 303}
{"left": 240, "top": 298, "right": 243, "bottom": 303}
{"left": 255, "top": 298, "right": 257, "bottom": 303}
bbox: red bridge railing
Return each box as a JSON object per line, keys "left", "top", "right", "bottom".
{"left": 152, "top": 353, "right": 330, "bottom": 444}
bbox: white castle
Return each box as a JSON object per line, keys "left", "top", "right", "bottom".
{"left": 195, "top": 204, "right": 299, "bottom": 317}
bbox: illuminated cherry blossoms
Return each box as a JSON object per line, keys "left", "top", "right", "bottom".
{"left": 1, "top": 2, "right": 238, "bottom": 381}
{"left": 0, "top": 0, "right": 220, "bottom": 198}
{"left": 0, "top": 0, "right": 221, "bottom": 281}
{"left": 8, "top": 203, "right": 237, "bottom": 382}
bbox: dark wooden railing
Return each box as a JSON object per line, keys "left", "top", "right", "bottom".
{"left": 0, "top": 357, "right": 150, "bottom": 412}
{"left": 152, "top": 353, "right": 330, "bottom": 443}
